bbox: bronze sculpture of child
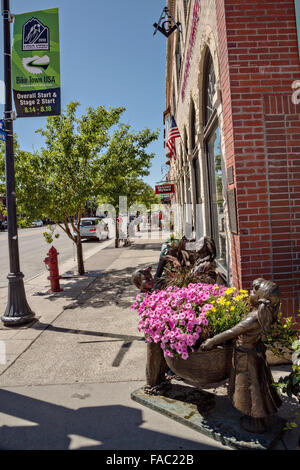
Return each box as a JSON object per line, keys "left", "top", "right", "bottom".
{"left": 201, "top": 277, "right": 282, "bottom": 433}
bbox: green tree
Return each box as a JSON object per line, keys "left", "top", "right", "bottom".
{"left": 97, "top": 178, "right": 159, "bottom": 211}
{"left": 0, "top": 101, "right": 159, "bottom": 274}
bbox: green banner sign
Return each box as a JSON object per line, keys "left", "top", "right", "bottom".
{"left": 12, "top": 8, "right": 61, "bottom": 117}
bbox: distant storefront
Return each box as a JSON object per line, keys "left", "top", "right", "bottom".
{"left": 164, "top": 0, "right": 300, "bottom": 323}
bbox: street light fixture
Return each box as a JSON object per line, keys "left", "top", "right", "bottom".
{"left": 1, "top": 0, "right": 35, "bottom": 326}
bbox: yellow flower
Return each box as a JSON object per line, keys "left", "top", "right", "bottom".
{"left": 211, "top": 307, "right": 216, "bottom": 312}
{"left": 234, "top": 295, "right": 244, "bottom": 302}
{"left": 217, "top": 297, "right": 226, "bottom": 305}
{"left": 239, "top": 289, "right": 248, "bottom": 294}
{"left": 225, "top": 301, "right": 231, "bottom": 306}
{"left": 225, "top": 287, "right": 236, "bottom": 296}
{"left": 230, "top": 306, "right": 235, "bottom": 311}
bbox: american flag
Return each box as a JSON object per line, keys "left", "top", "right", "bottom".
{"left": 167, "top": 116, "right": 180, "bottom": 160}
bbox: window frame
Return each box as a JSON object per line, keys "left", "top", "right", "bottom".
{"left": 202, "top": 51, "right": 227, "bottom": 277}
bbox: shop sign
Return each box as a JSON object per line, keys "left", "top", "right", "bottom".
{"left": 155, "top": 184, "right": 175, "bottom": 195}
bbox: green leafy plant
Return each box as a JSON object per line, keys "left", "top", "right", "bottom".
{"left": 273, "top": 339, "right": 300, "bottom": 431}
{"left": 0, "top": 102, "right": 159, "bottom": 274}
{"left": 273, "top": 339, "right": 300, "bottom": 400}
{"left": 264, "top": 311, "right": 299, "bottom": 358}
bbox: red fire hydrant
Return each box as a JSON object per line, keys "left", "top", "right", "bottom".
{"left": 44, "top": 246, "right": 63, "bottom": 293}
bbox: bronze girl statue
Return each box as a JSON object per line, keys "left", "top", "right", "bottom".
{"left": 201, "top": 277, "right": 282, "bottom": 433}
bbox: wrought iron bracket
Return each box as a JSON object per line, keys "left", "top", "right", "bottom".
{"left": 1, "top": 8, "right": 14, "bottom": 22}
{"left": 4, "top": 110, "right": 16, "bottom": 121}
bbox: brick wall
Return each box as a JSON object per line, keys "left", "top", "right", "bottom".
{"left": 216, "top": 0, "right": 300, "bottom": 322}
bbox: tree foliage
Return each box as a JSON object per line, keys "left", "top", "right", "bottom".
{"left": 0, "top": 101, "right": 159, "bottom": 273}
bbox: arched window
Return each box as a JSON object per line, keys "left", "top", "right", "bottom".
{"left": 203, "top": 50, "right": 227, "bottom": 272}
{"left": 190, "top": 100, "right": 201, "bottom": 206}
{"left": 203, "top": 52, "right": 216, "bottom": 127}
{"left": 175, "top": 30, "right": 182, "bottom": 85}
{"left": 173, "top": 87, "right": 177, "bottom": 115}
{"left": 190, "top": 100, "right": 196, "bottom": 153}
{"left": 183, "top": 127, "right": 188, "bottom": 160}
{"left": 183, "top": 0, "right": 189, "bottom": 17}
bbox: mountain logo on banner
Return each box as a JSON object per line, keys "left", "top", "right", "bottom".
{"left": 22, "top": 17, "right": 49, "bottom": 51}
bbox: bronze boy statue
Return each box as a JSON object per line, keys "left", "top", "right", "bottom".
{"left": 201, "top": 277, "right": 282, "bottom": 433}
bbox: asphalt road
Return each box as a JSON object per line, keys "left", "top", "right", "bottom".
{"left": 0, "top": 225, "right": 111, "bottom": 288}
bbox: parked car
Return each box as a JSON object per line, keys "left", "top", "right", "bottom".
{"left": 0, "top": 220, "right": 7, "bottom": 231}
{"left": 73, "top": 217, "right": 109, "bottom": 241}
{"left": 32, "top": 220, "right": 43, "bottom": 227}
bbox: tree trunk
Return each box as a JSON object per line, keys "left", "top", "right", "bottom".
{"left": 115, "top": 218, "right": 119, "bottom": 248}
{"left": 76, "top": 237, "right": 85, "bottom": 275}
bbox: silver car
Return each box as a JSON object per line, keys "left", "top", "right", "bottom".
{"left": 74, "top": 217, "right": 109, "bottom": 241}
{"left": 32, "top": 219, "right": 43, "bottom": 227}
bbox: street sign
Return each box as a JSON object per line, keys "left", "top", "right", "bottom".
{"left": 12, "top": 8, "right": 61, "bottom": 117}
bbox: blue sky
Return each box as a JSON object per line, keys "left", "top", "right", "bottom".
{"left": 0, "top": 0, "right": 168, "bottom": 187}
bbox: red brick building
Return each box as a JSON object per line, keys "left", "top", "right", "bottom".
{"left": 164, "top": 0, "right": 300, "bottom": 322}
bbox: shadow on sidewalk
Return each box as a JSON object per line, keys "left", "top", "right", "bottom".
{"left": 42, "top": 262, "right": 155, "bottom": 311}
{"left": 0, "top": 388, "right": 220, "bottom": 450}
{"left": 127, "top": 243, "right": 162, "bottom": 251}
{"left": 31, "top": 321, "right": 144, "bottom": 343}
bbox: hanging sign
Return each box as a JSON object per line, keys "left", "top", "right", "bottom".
{"left": 153, "top": 7, "right": 181, "bottom": 38}
{"left": 155, "top": 183, "right": 175, "bottom": 195}
{"left": 12, "top": 8, "right": 61, "bottom": 117}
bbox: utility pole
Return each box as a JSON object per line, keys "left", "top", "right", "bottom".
{"left": 1, "top": 0, "right": 35, "bottom": 325}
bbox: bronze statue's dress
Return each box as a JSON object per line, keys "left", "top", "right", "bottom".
{"left": 211, "top": 311, "right": 282, "bottom": 418}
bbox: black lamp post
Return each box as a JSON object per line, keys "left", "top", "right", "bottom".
{"left": 1, "top": 0, "right": 35, "bottom": 326}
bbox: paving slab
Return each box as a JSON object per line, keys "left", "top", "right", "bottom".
{"left": 0, "top": 235, "right": 298, "bottom": 451}
{"left": 0, "top": 382, "right": 230, "bottom": 450}
{"left": 131, "top": 384, "right": 286, "bottom": 451}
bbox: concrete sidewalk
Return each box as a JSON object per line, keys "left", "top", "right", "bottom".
{"left": 0, "top": 235, "right": 298, "bottom": 451}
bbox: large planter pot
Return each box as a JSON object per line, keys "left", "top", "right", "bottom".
{"left": 165, "top": 344, "right": 233, "bottom": 387}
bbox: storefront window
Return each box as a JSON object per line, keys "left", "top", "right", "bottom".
{"left": 203, "top": 50, "right": 227, "bottom": 273}
{"left": 206, "top": 127, "right": 226, "bottom": 268}
{"left": 192, "top": 155, "right": 201, "bottom": 205}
